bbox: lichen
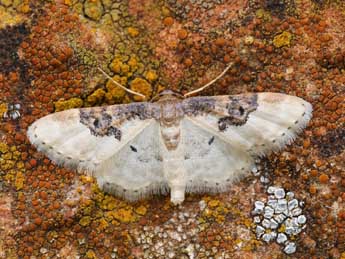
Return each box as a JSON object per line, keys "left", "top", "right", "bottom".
{"left": 111, "top": 207, "right": 137, "bottom": 223}
{"left": 14, "top": 171, "right": 24, "bottom": 190}
{"left": 0, "top": 102, "right": 7, "bottom": 118}
{"left": 0, "top": 142, "right": 9, "bottom": 153}
{"left": 79, "top": 216, "right": 91, "bottom": 227}
{"left": 86, "top": 88, "right": 105, "bottom": 106}
{"left": 83, "top": 0, "right": 103, "bottom": 21}
{"left": 273, "top": 31, "right": 292, "bottom": 48}
{"left": 130, "top": 77, "right": 152, "bottom": 101}
{"left": 127, "top": 27, "right": 139, "bottom": 37}
{"left": 145, "top": 70, "right": 158, "bottom": 82}
{"left": 54, "top": 97, "right": 83, "bottom": 112}
{"left": 104, "top": 75, "right": 127, "bottom": 104}
{"left": 135, "top": 205, "right": 147, "bottom": 216}
{"left": 85, "top": 249, "right": 97, "bottom": 259}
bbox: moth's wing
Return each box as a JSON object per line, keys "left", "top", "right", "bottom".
{"left": 179, "top": 117, "right": 255, "bottom": 193}
{"left": 181, "top": 92, "right": 312, "bottom": 193}
{"left": 27, "top": 102, "right": 166, "bottom": 201}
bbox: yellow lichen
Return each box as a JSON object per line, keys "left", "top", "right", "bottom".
{"left": 64, "top": 0, "right": 72, "bottom": 6}
{"left": 80, "top": 175, "right": 94, "bottom": 184}
{"left": 14, "top": 171, "right": 24, "bottom": 190}
{"left": 85, "top": 249, "right": 97, "bottom": 259}
{"left": 4, "top": 169, "right": 16, "bottom": 182}
{"left": 135, "top": 205, "right": 147, "bottom": 216}
{"left": 128, "top": 56, "right": 138, "bottom": 71}
{"left": 16, "top": 161, "right": 24, "bottom": 170}
{"left": 145, "top": 70, "right": 158, "bottom": 82}
{"left": 54, "top": 98, "right": 83, "bottom": 112}
{"left": 130, "top": 78, "right": 152, "bottom": 101}
{"left": 255, "top": 9, "right": 271, "bottom": 21}
{"left": 100, "top": 195, "right": 122, "bottom": 210}
{"left": 97, "top": 218, "right": 109, "bottom": 230}
{"left": 208, "top": 199, "right": 220, "bottom": 208}
{"left": 273, "top": 31, "right": 292, "bottom": 48}
{"left": 110, "top": 57, "right": 133, "bottom": 76}
{"left": 127, "top": 27, "right": 139, "bottom": 37}
{"left": 202, "top": 198, "right": 229, "bottom": 223}
{"left": 2, "top": 152, "right": 12, "bottom": 160}
{"left": 278, "top": 224, "right": 286, "bottom": 233}
{"left": 1, "top": 160, "right": 15, "bottom": 171}
{"left": 86, "top": 88, "right": 105, "bottom": 106}
{"left": 110, "top": 58, "right": 123, "bottom": 74}
{"left": 0, "top": 103, "right": 7, "bottom": 118}
{"left": 0, "top": 142, "right": 9, "bottom": 153}
{"left": 0, "top": 6, "right": 27, "bottom": 29}
{"left": 79, "top": 216, "right": 91, "bottom": 226}
{"left": 111, "top": 208, "right": 136, "bottom": 223}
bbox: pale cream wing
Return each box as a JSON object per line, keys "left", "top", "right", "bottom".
{"left": 180, "top": 117, "right": 255, "bottom": 193}
{"left": 27, "top": 103, "right": 166, "bottom": 201}
{"left": 181, "top": 92, "right": 312, "bottom": 193}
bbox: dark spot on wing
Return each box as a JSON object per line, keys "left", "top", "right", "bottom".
{"left": 93, "top": 118, "right": 99, "bottom": 127}
{"left": 239, "top": 106, "right": 244, "bottom": 115}
{"left": 208, "top": 136, "right": 215, "bottom": 145}
{"left": 130, "top": 145, "right": 137, "bottom": 152}
{"left": 79, "top": 103, "right": 159, "bottom": 141}
{"left": 218, "top": 94, "right": 258, "bottom": 131}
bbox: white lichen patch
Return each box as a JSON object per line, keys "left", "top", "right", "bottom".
{"left": 252, "top": 186, "right": 307, "bottom": 254}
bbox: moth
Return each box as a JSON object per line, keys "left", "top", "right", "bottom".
{"left": 27, "top": 64, "right": 312, "bottom": 204}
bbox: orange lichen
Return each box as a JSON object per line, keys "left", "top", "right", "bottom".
{"left": 163, "top": 17, "right": 174, "bottom": 26}
{"left": 177, "top": 29, "right": 188, "bottom": 40}
{"left": 319, "top": 174, "right": 329, "bottom": 184}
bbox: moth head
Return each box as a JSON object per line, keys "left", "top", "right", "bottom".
{"left": 151, "top": 90, "right": 184, "bottom": 102}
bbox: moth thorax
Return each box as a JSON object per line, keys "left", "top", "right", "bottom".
{"left": 160, "top": 102, "right": 179, "bottom": 126}
{"left": 160, "top": 125, "right": 181, "bottom": 150}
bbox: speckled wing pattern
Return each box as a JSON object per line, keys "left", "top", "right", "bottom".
{"left": 180, "top": 93, "right": 312, "bottom": 193}
{"left": 27, "top": 102, "right": 168, "bottom": 201}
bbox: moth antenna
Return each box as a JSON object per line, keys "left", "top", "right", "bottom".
{"left": 184, "top": 63, "right": 233, "bottom": 97}
{"left": 98, "top": 67, "right": 147, "bottom": 100}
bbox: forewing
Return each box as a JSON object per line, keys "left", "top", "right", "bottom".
{"left": 181, "top": 92, "right": 312, "bottom": 192}
{"left": 27, "top": 102, "right": 166, "bottom": 201}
